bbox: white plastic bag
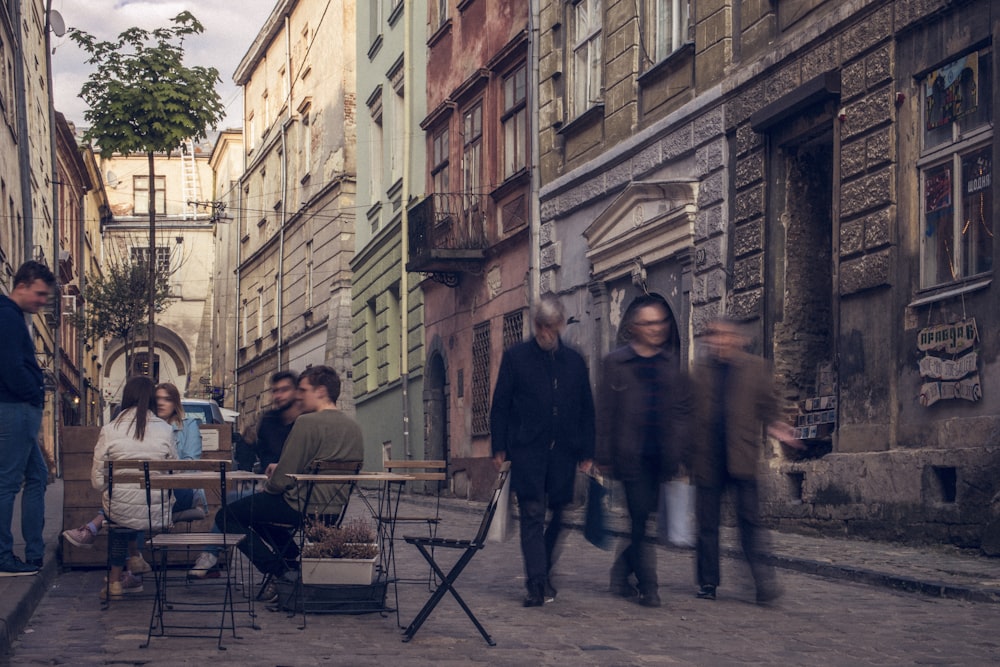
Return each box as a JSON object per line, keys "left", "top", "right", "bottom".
{"left": 657, "top": 478, "right": 695, "bottom": 548}
{"left": 486, "top": 471, "right": 513, "bottom": 543}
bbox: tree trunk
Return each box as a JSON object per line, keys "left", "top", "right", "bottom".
{"left": 146, "top": 150, "right": 156, "bottom": 379}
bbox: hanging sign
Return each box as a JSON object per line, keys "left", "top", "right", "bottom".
{"left": 917, "top": 318, "right": 981, "bottom": 407}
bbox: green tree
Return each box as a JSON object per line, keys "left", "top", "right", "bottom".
{"left": 74, "top": 258, "right": 172, "bottom": 378}
{"left": 70, "top": 12, "right": 225, "bottom": 375}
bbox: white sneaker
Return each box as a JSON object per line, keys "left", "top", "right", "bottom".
{"left": 188, "top": 551, "right": 218, "bottom": 578}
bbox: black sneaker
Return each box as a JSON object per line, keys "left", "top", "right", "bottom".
{"left": 523, "top": 579, "right": 545, "bottom": 607}
{"left": 635, "top": 590, "right": 661, "bottom": 608}
{"left": 0, "top": 555, "right": 39, "bottom": 577}
{"left": 696, "top": 585, "right": 716, "bottom": 600}
{"left": 27, "top": 558, "right": 43, "bottom": 568}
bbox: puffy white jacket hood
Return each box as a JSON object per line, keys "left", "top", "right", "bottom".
{"left": 91, "top": 409, "right": 177, "bottom": 531}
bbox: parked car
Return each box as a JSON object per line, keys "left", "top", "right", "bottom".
{"left": 181, "top": 398, "right": 227, "bottom": 425}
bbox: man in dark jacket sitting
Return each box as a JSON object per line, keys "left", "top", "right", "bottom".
{"left": 491, "top": 295, "right": 595, "bottom": 607}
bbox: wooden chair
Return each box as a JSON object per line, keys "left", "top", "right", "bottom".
{"left": 401, "top": 461, "right": 510, "bottom": 646}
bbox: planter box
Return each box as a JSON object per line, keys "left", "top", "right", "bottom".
{"left": 301, "top": 555, "right": 377, "bottom": 585}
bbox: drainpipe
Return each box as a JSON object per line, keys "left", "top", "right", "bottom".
{"left": 276, "top": 15, "right": 294, "bottom": 373}
{"left": 400, "top": 0, "right": 412, "bottom": 458}
{"left": 234, "top": 180, "right": 242, "bottom": 415}
{"left": 77, "top": 193, "right": 86, "bottom": 420}
{"left": 14, "top": 0, "right": 32, "bottom": 260}
{"left": 528, "top": 0, "right": 541, "bottom": 302}
{"left": 277, "top": 119, "right": 291, "bottom": 371}
{"left": 46, "top": 0, "right": 61, "bottom": 468}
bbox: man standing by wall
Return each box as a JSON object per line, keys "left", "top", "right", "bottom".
{"left": 0, "top": 261, "right": 56, "bottom": 575}
{"left": 691, "top": 318, "right": 802, "bottom": 605}
{"left": 491, "top": 295, "right": 595, "bottom": 607}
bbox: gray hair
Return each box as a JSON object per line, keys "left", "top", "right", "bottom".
{"left": 532, "top": 294, "right": 565, "bottom": 328}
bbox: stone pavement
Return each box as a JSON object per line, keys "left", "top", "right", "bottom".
{"left": 4, "top": 481, "right": 1000, "bottom": 665}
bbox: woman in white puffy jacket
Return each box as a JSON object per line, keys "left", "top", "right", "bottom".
{"left": 91, "top": 376, "right": 176, "bottom": 599}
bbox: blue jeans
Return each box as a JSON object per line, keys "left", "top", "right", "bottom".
{"left": 0, "top": 402, "right": 46, "bottom": 561}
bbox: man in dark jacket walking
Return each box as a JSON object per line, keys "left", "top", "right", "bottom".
{"left": 491, "top": 295, "right": 595, "bottom": 607}
{"left": 691, "top": 318, "right": 801, "bottom": 605}
{"left": 0, "top": 261, "right": 55, "bottom": 575}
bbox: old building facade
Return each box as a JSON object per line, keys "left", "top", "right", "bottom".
{"left": 537, "top": 0, "right": 999, "bottom": 546}
{"left": 352, "top": 1, "right": 429, "bottom": 468}
{"left": 54, "top": 113, "right": 105, "bottom": 427}
{"left": 208, "top": 129, "right": 245, "bottom": 413}
{"left": 232, "top": 0, "right": 357, "bottom": 439}
{"left": 1, "top": 0, "right": 61, "bottom": 460}
{"left": 97, "top": 146, "right": 217, "bottom": 415}
{"left": 409, "top": 0, "right": 534, "bottom": 496}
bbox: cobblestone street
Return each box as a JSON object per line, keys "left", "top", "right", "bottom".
{"left": 8, "top": 497, "right": 1000, "bottom": 666}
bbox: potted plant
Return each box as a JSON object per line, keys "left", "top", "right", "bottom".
{"left": 300, "top": 518, "right": 379, "bottom": 585}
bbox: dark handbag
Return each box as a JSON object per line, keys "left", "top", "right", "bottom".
{"left": 584, "top": 472, "right": 610, "bottom": 549}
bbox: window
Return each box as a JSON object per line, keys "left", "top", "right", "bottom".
{"left": 431, "top": 0, "right": 449, "bottom": 31}
{"left": 502, "top": 310, "right": 525, "bottom": 350}
{"left": 133, "top": 175, "right": 166, "bottom": 215}
{"left": 462, "top": 103, "right": 482, "bottom": 210}
{"left": 301, "top": 105, "right": 313, "bottom": 178}
{"left": 919, "top": 49, "right": 993, "bottom": 288}
{"left": 571, "top": 0, "right": 603, "bottom": 117}
{"left": 386, "top": 284, "right": 401, "bottom": 380}
{"left": 372, "top": 110, "right": 384, "bottom": 202}
{"left": 278, "top": 67, "right": 287, "bottom": 110}
{"left": 644, "top": 0, "right": 687, "bottom": 65}
{"left": 305, "top": 240, "right": 314, "bottom": 310}
{"left": 432, "top": 126, "right": 450, "bottom": 196}
{"left": 241, "top": 298, "right": 248, "bottom": 346}
{"left": 369, "top": 0, "right": 383, "bottom": 45}
{"left": 248, "top": 113, "right": 256, "bottom": 151}
{"left": 365, "top": 299, "right": 377, "bottom": 391}
{"left": 471, "top": 321, "right": 491, "bottom": 435}
{"left": 256, "top": 288, "right": 264, "bottom": 339}
{"left": 391, "top": 89, "right": 404, "bottom": 181}
{"left": 130, "top": 246, "right": 170, "bottom": 276}
{"left": 133, "top": 352, "right": 160, "bottom": 382}
{"left": 502, "top": 64, "right": 528, "bottom": 179}
{"left": 263, "top": 91, "right": 271, "bottom": 131}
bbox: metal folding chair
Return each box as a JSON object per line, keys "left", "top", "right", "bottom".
{"left": 380, "top": 459, "right": 447, "bottom": 588}
{"left": 401, "top": 461, "right": 510, "bottom": 646}
{"left": 140, "top": 460, "right": 245, "bottom": 650}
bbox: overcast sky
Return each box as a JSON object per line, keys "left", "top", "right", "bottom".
{"left": 51, "top": 0, "right": 279, "bottom": 132}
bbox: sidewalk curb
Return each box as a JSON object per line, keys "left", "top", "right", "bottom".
{"left": 0, "top": 546, "right": 60, "bottom": 657}
{"left": 406, "top": 494, "right": 1000, "bottom": 605}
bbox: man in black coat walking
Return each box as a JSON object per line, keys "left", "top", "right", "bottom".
{"left": 491, "top": 295, "right": 595, "bottom": 607}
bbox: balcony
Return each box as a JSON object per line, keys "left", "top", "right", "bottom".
{"left": 406, "top": 193, "right": 488, "bottom": 286}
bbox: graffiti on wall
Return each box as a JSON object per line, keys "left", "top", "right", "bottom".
{"left": 918, "top": 318, "right": 982, "bottom": 407}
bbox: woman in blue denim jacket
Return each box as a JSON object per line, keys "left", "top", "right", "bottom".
{"left": 156, "top": 383, "right": 206, "bottom": 517}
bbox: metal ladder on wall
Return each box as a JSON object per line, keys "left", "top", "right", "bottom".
{"left": 181, "top": 139, "right": 201, "bottom": 220}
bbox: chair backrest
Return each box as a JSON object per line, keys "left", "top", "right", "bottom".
{"left": 383, "top": 459, "right": 447, "bottom": 482}
{"left": 301, "top": 459, "right": 363, "bottom": 526}
{"left": 472, "top": 461, "right": 511, "bottom": 545}
{"left": 135, "top": 459, "right": 232, "bottom": 533}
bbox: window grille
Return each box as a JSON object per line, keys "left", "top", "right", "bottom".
{"left": 471, "top": 321, "right": 491, "bottom": 435}
{"left": 502, "top": 310, "right": 524, "bottom": 351}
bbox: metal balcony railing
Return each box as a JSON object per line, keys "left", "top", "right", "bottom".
{"left": 407, "top": 193, "right": 488, "bottom": 277}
